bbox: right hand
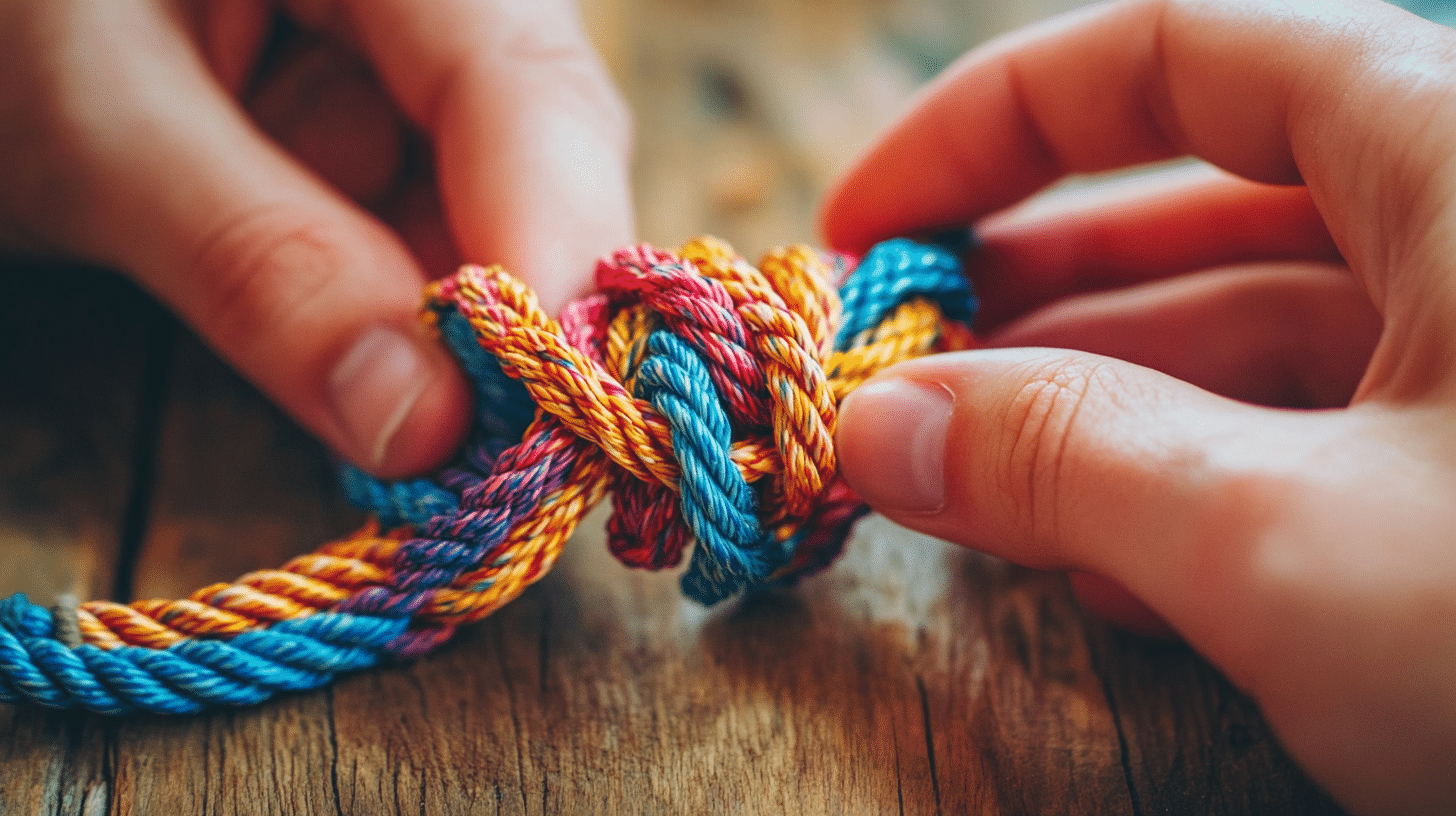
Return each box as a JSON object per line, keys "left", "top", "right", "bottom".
{"left": 824, "top": 2, "right": 1456, "bottom": 813}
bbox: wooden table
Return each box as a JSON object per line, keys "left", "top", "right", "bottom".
{"left": 1, "top": 1, "right": 1347, "bottom": 812}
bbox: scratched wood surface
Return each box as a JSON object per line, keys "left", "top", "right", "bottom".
{"left": 2, "top": 1, "right": 1346, "bottom": 813}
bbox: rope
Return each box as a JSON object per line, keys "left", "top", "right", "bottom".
{"left": 0, "top": 236, "right": 977, "bottom": 714}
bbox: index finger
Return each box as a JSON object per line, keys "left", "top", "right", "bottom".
{"left": 290, "top": 0, "right": 634, "bottom": 313}
{"left": 820, "top": 0, "right": 1456, "bottom": 290}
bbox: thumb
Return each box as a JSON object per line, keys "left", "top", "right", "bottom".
{"left": 835, "top": 347, "right": 1323, "bottom": 649}
{"left": 45, "top": 3, "right": 470, "bottom": 477}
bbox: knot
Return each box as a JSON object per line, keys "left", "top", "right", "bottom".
{"left": 0, "top": 234, "right": 977, "bottom": 714}
{"left": 417, "top": 236, "right": 977, "bottom": 604}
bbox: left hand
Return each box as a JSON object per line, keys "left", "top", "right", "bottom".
{"left": 0, "top": 0, "right": 634, "bottom": 477}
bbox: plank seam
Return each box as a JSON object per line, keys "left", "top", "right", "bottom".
{"left": 111, "top": 316, "right": 175, "bottom": 603}
{"left": 915, "top": 673, "right": 943, "bottom": 816}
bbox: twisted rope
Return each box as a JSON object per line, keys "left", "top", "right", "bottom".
{"left": 0, "top": 236, "right": 976, "bottom": 714}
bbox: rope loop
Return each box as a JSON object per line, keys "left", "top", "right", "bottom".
{"left": 0, "top": 236, "right": 976, "bottom": 713}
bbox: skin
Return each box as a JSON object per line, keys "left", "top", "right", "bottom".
{"left": 3, "top": 0, "right": 1447, "bottom": 810}
{"left": 0, "top": 0, "right": 634, "bottom": 477}
{"left": 826, "top": 1, "right": 1456, "bottom": 813}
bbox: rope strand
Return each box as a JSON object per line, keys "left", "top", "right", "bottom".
{"left": 0, "top": 236, "right": 976, "bottom": 714}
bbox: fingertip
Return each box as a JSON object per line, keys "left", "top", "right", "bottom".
{"left": 440, "top": 81, "right": 634, "bottom": 316}
{"left": 837, "top": 377, "right": 953, "bottom": 516}
{"left": 375, "top": 355, "right": 472, "bottom": 478}
{"left": 837, "top": 346, "right": 1269, "bottom": 584}
{"left": 838, "top": 365, "right": 1180, "bottom": 643}
{"left": 326, "top": 323, "right": 473, "bottom": 478}
{"left": 818, "top": 172, "right": 871, "bottom": 255}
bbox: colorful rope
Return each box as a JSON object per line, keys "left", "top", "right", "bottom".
{"left": 0, "top": 236, "right": 977, "bottom": 714}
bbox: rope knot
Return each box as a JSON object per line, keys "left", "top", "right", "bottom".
{"left": 0, "top": 235, "right": 976, "bottom": 714}
{"left": 425, "top": 236, "right": 976, "bottom": 604}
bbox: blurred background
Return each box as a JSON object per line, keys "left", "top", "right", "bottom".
{"left": 580, "top": 0, "right": 1454, "bottom": 260}
{"left": 583, "top": 0, "right": 1091, "bottom": 256}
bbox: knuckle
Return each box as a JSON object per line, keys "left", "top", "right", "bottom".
{"left": 994, "top": 357, "right": 1116, "bottom": 556}
{"left": 187, "top": 207, "right": 352, "bottom": 353}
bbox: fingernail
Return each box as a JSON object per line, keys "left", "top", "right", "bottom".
{"left": 328, "top": 325, "right": 432, "bottom": 472}
{"left": 840, "top": 378, "right": 952, "bottom": 513}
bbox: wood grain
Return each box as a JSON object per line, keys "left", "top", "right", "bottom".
{"left": 6, "top": 519, "right": 1349, "bottom": 814}
{"left": 0, "top": 265, "right": 163, "bottom": 815}
{"left": 0, "top": 266, "right": 166, "bottom": 605}
{"left": 2, "top": 1, "right": 1349, "bottom": 813}
{"left": 129, "top": 330, "right": 362, "bottom": 603}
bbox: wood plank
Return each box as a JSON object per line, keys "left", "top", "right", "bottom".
{"left": 1088, "top": 624, "right": 1344, "bottom": 814}
{"left": 127, "top": 331, "right": 363, "bottom": 603}
{"left": 0, "top": 265, "right": 165, "bottom": 604}
{"left": 0, "top": 265, "right": 166, "bottom": 815}
{"left": 4, "top": 514, "right": 1347, "bottom": 814}
{"left": 47, "top": 513, "right": 1339, "bottom": 814}
{"left": 98, "top": 327, "right": 363, "bottom": 812}
{"left": 0, "top": 305, "right": 1344, "bottom": 814}
{"left": 0, "top": 286, "right": 1334, "bottom": 815}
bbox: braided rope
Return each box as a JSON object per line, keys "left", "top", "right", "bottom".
{"left": 0, "top": 237, "right": 976, "bottom": 714}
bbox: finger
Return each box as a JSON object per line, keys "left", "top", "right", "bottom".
{"left": 192, "top": 0, "right": 273, "bottom": 94}
{"left": 43, "top": 1, "right": 470, "bottom": 477}
{"left": 987, "top": 262, "right": 1382, "bottom": 408}
{"left": 289, "top": 0, "right": 635, "bottom": 314}
{"left": 969, "top": 164, "right": 1340, "bottom": 329}
{"left": 819, "top": 0, "right": 1456, "bottom": 368}
{"left": 246, "top": 35, "right": 405, "bottom": 206}
{"left": 834, "top": 346, "right": 1317, "bottom": 663}
{"left": 835, "top": 344, "right": 1435, "bottom": 668}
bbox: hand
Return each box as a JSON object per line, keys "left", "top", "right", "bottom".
{"left": 823, "top": 1, "right": 1456, "bottom": 813}
{"left": 0, "top": 0, "right": 633, "bottom": 477}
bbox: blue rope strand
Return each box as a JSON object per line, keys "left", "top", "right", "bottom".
{"left": 338, "top": 470, "right": 458, "bottom": 529}
{"left": 0, "top": 634, "right": 74, "bottom": 708}
{"left": 834, "top": 238, "right": 977, "bottom": 349}
{"left": 636, "top": 332, "right": 786, "bottom": 604}
{"left": 28, "top": 639, "right": 127, "bottom": 713}
{"left": 438, "top": 311, "right": 536, "bottom": 441}
{"left": 75, "top": 647, "right": 185, "bottom": 714}
{"left": 129, "top": 648, "right": 272, "bottom": 707}
{"left": 0, "top": 592, "right": 411, "bottom": 713}
{"left": 171, "top": 638, "right": 330, "bottom": 690}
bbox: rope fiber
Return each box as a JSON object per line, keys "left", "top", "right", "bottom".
{"left": 0, "top": 236, "right": 976, "bottom": 714}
